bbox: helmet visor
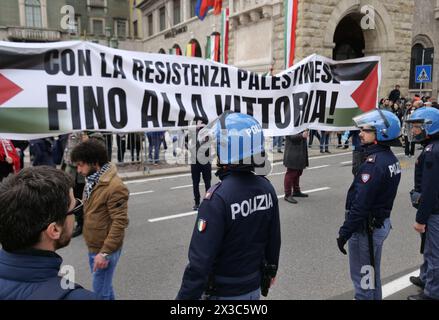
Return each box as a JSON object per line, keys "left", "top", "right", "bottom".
{"left": 352, "top": 109, "right": 389, "bottom": 131}
{"left": 406, "top": 121, "right": 428, "bottom": 143}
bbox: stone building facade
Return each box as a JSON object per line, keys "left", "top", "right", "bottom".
{"left": 137, "top": 0, "right": 439, "bottom": 100}
{"left": 411, "top": 0, "right": 439, "bottom": 99}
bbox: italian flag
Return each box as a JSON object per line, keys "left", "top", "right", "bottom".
{"left": 206, "top": 33, "right": 221, "bottom": 62}
{"left": 220, "top": 7, "right": 229, "bottom": 64}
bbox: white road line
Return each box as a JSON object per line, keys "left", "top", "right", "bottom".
{"left": 148, "top": 211, "right": 197, "bottom": 222}
{"left": 130, "top": 190, "right": 155, "bottom": 196}
{"left": 125, "top": 173, "right": 192, "bottom": 185}
{"left": 341, "top": 161, "right": 352, "bottom": 165}
{"left": 171, "top": 183, "right": 203, "bottom": 190}
{"left": 382, "top": 269, "right": 420, "bottom": 299}
{"left": 307, "top": 165, "right": 330, "bottom": 170}
{"left": 148, "top": 187, "right": 330, "bottom": 223}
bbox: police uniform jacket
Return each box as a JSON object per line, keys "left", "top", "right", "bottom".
{"left": 339, "top": 144, "right": 401, "bottom": 240}
{"left": 414, "top": 137, "right": 439, "bottom": 224}
{"left": 177, "top": 168, "right": 281, "bottom": 299}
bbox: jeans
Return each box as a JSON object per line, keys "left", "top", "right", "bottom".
{"left": 319, "top": 131, "right": 330, "bottom": 151}
{"left": 209, "top": 288, "right": 261, "bottom": 300}
{"left": 272, "top": 136, "right": 283, "bottom": 151}
{"left": 88, "top": 249, "right": 122, "bottom": 300}
{"left": 348, "top": 219, "right": 391, "bottom": 300}
{"left": 424, "top": 214, "right": 439, "bottom": 299}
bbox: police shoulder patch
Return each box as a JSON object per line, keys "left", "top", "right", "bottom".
{"left": 204, "top": 182, "right": 222, "bottom": 200}
{"left": 197, "top": 219, "right": 207, "bottom": 232}
{"left": 366, "top": 154, "right": 376, "bottom": 163}
{"left": 361, "top": 173, "right": 371, "bottom": 183}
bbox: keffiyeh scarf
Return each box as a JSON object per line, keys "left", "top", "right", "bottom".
{"left": 84, "top": 163, "right": 111, "bottom": 200}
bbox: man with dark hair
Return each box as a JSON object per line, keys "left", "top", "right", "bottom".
{"left": 388, "top": 85, "right": 401, "bottom": 103}
{"left": 0, "top": 166, "right": 96, "bottom": 300}
{"left": 71, "top": 139, "right": 129, "bottom": 300}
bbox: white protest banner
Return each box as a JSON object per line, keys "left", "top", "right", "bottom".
{"left": 0, "top": 41, "right": 380, "bottom": 139}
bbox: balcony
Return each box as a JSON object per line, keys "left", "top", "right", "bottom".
{"left": 7, "top": 27, "right": 62, "bottom": 42}
{"left": 88, "top": 0, "right": 106, "bottom": 8}
{"left": 229, "top": 0, "right": 279, "bottom": 26}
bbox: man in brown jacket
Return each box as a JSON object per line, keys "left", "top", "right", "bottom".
{"left": 71, "top": 139, "right": 129, "bottom": 300}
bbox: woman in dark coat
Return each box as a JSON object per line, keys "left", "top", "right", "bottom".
{"left": 283, "top": 130, "right": 309, "bottom": 204}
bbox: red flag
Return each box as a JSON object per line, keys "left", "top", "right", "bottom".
{"left": 214, "top": 0, "right": 222, "bottom": 15}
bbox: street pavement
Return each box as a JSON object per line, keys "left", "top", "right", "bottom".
{"left": 59, "top": 145, "right": 426, "bottom": 300}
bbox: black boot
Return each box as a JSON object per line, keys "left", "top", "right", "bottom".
{"left": 409, "top": 276, "right": 425, "bottom": 289}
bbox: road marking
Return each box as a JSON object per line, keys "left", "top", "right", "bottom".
{"left": 125, "top": 173, "right": 192, "bottom": 184}
{"left": 341, "top": 161, "right": 352, "bottom": 165}
{"left": 148, "top": 187, "right": 330, "bottom": 223}
{"left": 307, "top": 165, "right": 330, "bottom": 170}
{"left": 130, "top": 190, "right": 154, "bottom": 196}
{"left": 382, "top": 269, "right": 420, "bottom": 299}
{"left": 171, "top": 183, "right": 204, "bottom": 190}
{"left": 149, "top": 211, "right": 198, "bottom": 222}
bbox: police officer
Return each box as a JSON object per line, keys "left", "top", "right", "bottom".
{"left": 176, "top": 111, "right": 281, "bottom": 300}
{"left": 405, "top": 107, "right": 439, "bottom": 300}
{"left": 337, "top": 109, "right": 402, "bottom": 300}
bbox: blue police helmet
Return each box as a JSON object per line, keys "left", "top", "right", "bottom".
{"left": 405, "top": 107, "right": 439, "bottom": 137}
{"left": 352, "top": 109, "right": 401, "bottom": 141}
{"left": 198, "top": 111, "right": 265, "bottom": 165}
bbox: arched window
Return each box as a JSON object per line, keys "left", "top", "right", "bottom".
{"left": 25, "top": 0, "right": 42, "bottom": 28}
{"left": 206, "top": 32, "right": 221, "bottom": 62}
{"left": 409, "top": 44, "right": 434, "bottom": 90}
{"left": 158, "top": 48, "right": 166, "bottom": 54}
{"left": 170, "top": 44, "right": 182, "bottom": 55}
{"left": 186, "top": 39, "right": 202, "bottom": 58}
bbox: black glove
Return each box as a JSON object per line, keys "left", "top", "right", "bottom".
{"left": 337, "top": 237, "right": 347, "bottom": 255}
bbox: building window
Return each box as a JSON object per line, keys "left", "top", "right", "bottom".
{"left": 25, "top": 0, "right": 42, "bottom": 28}
{"left": 147, "top": 13, "right": 153, "bottom": 36}
{"left": 133, "top": 20, "right": 138, "bottom": 38}
{"left": 409, "top": 44, "right": 434, "bottom": 90}
{"left": 190, "top": 0, "right": 197, "bottom": 18}
{"left": 173, "top": 0, "right": 181, "bottom": 25}
{"left": 115, "top": 19, "right": 127, "bottom": 38}
{"left": 159, "top": 6, "right": 166, "bottom": 31}
{"left": 91, "top": 18, "right": 104, "bottom": 36}
{"left": 88, "top": 0, "right": 106, "bottom": 8}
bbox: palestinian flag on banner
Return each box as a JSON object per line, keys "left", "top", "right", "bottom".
{"left": 324, "top": 58, "right": 381, "bottom": 127}
{"left": 284, "top": 0, "right": 298, "bottom": 68}
{"left": 220, "top": 7, "right": 229, "bottom": 64}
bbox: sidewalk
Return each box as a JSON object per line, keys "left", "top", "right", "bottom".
{"left": 116, "top": 145, "right": 352, "bottom": 181}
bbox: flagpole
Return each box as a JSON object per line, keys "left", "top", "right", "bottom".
{"left": 420, "top": 48, "right": 425, "bottom": 97}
